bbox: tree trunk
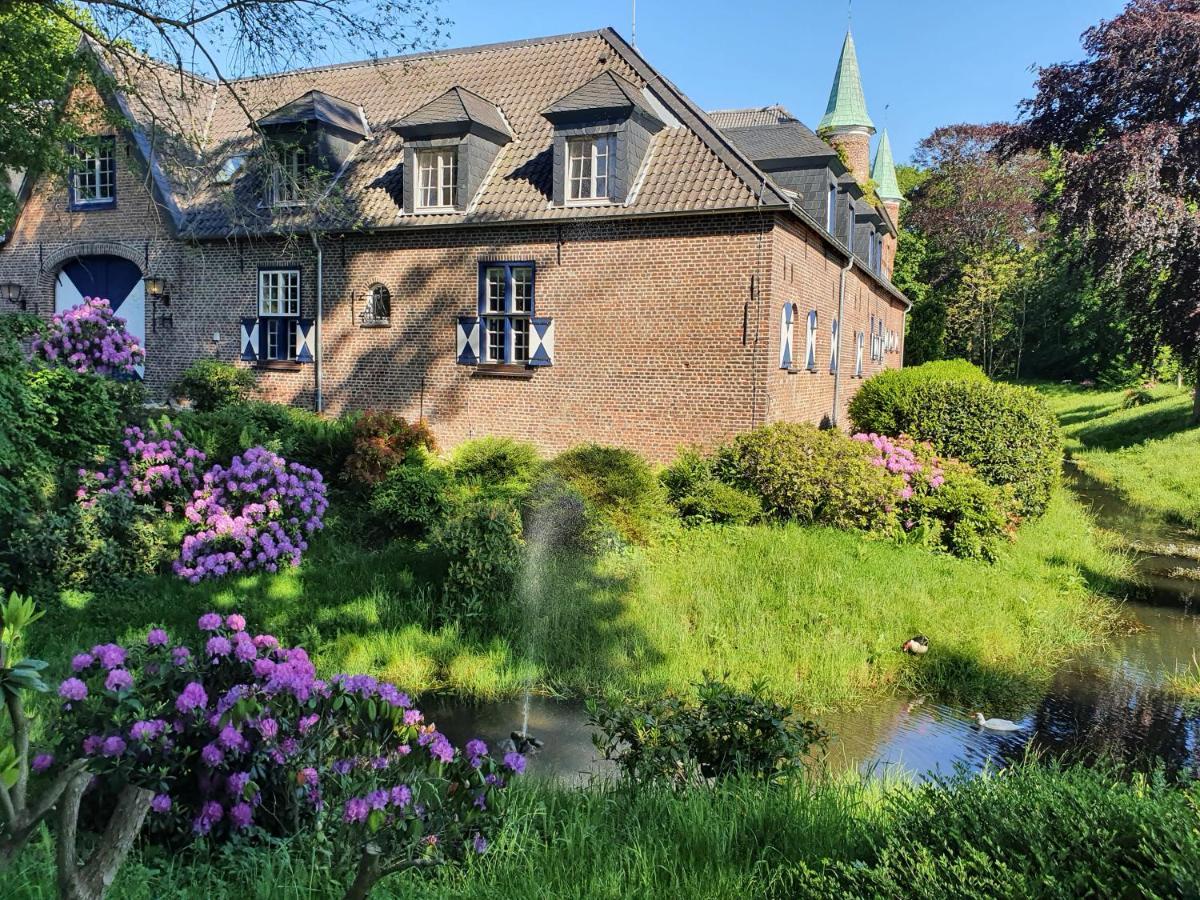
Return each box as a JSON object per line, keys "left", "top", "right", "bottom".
{"left": 1193, "top": 361, "right": 1200, "bottom": 424}
{"left": 56, "top": 775, "right": 153, "bottom": 900}
{"left": 343, "top": 843, "right": 383, "bottom": 900}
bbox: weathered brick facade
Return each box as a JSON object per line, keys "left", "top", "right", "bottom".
{"left": 0, "top": 32, "right": 907, "bottom": 462}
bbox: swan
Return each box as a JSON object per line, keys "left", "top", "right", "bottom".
{"left": 901, "top": 635, "right": 929, "bottom": 655}
{"left": 974, "top": 712, "right": 1022, "bottom": 731}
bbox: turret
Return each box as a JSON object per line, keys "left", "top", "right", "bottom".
{"left": 872, "top": 129, "right": 904, "bottom": 276}
{"left": 817, "top": 30, "right": 875, "bottom": 185}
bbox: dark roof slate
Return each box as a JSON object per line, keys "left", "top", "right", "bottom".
{"left": 394, "top": 86, "right": 511, "bottom": 140}
{"left": 541, "top": 70, "right": 655, "bottom": 118}
{"left": 258, "top": 90, "right": 367, "bottom": 136}
{"left": 722, "top": 122, "right": 836, "bottom": 162}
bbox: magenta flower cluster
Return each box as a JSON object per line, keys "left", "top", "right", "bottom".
{"left": 853, "top": 432, "right": 946, "bottom": 503}
{"left": 173, "top": 447, "right": 328, "bottom": 583}
{"left": 78, "top": 421, "right": 206, "bottom": 511}
{"left": 31, "top": 296, "right": 145, "bottom": 375}
{"left": 43, "top": 612, "right": 515, "bottom": 854}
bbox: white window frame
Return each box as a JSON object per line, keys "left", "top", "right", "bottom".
{"left": 566, "top": 135, "right": 615, "bottom": 204}
{"left": 416, "top": 148, "right": 457, "bottom": 211}
{"left": 258, "top": 269, "right": 301, "bottom": 361}
{"left": 827, "top": 183, "right": 837, "bottom": 233}
{"left": 270, "top": 146, "right": 308, "bottom": 208}
{"left": 71, "top": 137, "right": 116, "bottom": 206}
{"left": 479, "top": 263, "right": 535, "bottom": 364}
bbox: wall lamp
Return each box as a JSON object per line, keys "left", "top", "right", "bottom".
{"left": 0, "top": 281, "right": 25, "bottom": 310}
{"left": 143, "top": 275, "right": 173, "bottom": 331}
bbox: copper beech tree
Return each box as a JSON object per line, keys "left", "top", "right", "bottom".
{"left": 1006, "top": 0, "right": 1200, "bottom": 418}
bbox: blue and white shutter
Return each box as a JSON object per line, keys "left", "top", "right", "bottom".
{"left": 855, "top": 331, "right": 864, "bottom": 378}
{"left": 456, "top": 316, "right": 481, "bottom": 365}
{"left": 296, "top": 319, "right": 315, "bottom": 363}
{"left": 779, "top": 304, "right": 794, "bottom": 370}
{"left": 829, "top": 319, "right": 840, "bottom": 374}
{"left": 805, "top": 310, "right": 818, "bottom": 372}
{"left": 240, "top": 318, "right": 259, "bottom": 362}
{"left": 529, "top": 317, "right": 555, "bottom": 367}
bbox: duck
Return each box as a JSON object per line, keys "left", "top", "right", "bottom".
{"left": 901, "top": 635, "right": 929, "bottom": 655}
{"left": 974, "top": 712, "right": 1022, "bottom": 732}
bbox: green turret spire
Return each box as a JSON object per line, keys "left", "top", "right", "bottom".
{"left": 817, "top": 30, "right": 875, "bottom": 134}
{"left": 871, "top": 129, "right": 903, "bottom": 202}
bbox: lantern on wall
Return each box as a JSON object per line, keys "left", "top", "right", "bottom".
{"left": 143, "top": 274, "right": 173, "bottom": 331}
{"left": 0, "top": 280, "right": 25, "bottom": 310}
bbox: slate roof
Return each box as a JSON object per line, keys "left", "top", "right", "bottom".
{"left": 541, "top": 70, "right": 656, "bottom": 119}
{"left": 871, "top": 128, "right": 903, "bottom": 202}
{"left": 722, "top": 122, "right": 836, "bottom": 163}
{"left": 817, "top": 30, "right": 874, "bottom": 133}
{"left": 393, "top": 86, "right": 511, "bottom": 140}
{"left": 707, "top": 105, "right": 795, "bottom": 130}
{"left": 258, "top": 90, "right": 368, "bottom": 137}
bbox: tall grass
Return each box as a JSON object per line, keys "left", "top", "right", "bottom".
{"left": 11, "top": 766, "right": 1198, "bottom": 899}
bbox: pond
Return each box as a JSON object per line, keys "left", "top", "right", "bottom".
{"left": 428, "top": 468, "right": 1200, "bottom": 782}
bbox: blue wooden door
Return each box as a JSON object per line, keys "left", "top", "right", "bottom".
{"left": 55, "top": 255, "right": 145, "bottom": 377}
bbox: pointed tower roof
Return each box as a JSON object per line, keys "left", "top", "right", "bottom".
{"left": 817, "top": 30, "right": 875, "bottom": 134}
{"left": 872, "top": 129, "right": 903, "bottom": 201}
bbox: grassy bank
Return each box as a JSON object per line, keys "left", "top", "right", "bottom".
{"left": 29, "top": 485, "right": 1128, "bottom": 713}
{"left": 11, "top": 765, "right": 1199, "bottom": 899}
{"left": 1037, "top": 382, "right": 1200, "bottom": 531}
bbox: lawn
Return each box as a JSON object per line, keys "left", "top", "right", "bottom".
{"left": 28, "top": 484, "right": 1130, "bottom": 714}
{"left": 1036, "top": 382, "right": 1200, "bottom": 531}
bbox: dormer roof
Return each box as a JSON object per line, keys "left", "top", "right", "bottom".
{"left": 392, "top": 86, "right": 512, "bottom": 144}
{"left": 257, "top": 90, "right": 368, "bottom": 137}
{"left": 542, "top": 70, "right": 659, "bottom": 122}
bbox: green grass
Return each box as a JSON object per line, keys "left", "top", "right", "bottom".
{"left": 11, "top": 765, "right": 1199, "bottom": 899}
{"left": 28, "top": 485, "right": 1129, "bottom": 714}
{"left": 1035, "top": 382, "right": 1200, "bottom": 531}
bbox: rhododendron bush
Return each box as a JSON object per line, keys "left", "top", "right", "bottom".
{"left": 31, "top": 297, "right": 144, "bottom": 376}
{"left": 35, "top": 613, "right": 514, "bottom": 895}
{"left": 174, "top": 447, "right": 328, "bottom": 582}
{"left": 78, "top": 419, "right": 207, "bottom": 513}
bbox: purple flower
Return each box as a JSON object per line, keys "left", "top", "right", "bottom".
{"left": 201, "top": 743, "right": 225, "bottom": 767}
{"left": 176, "top": 681, "right": 208, "bottom": 713}
{"left": 91, "top": 643, "right": 126, "bottom": 670}
{"left": 217, "top": 725, "right": 247, "bottom": 753}
{"left": 31, "top": 754, "right": 54, "bottom": 773}
{"left": 234, "top": 637, "right": 257, "bottom": 662}
{"left": 198, "top": 613, "right": 223, "bottom": 631}
{"left": 172, "top": 646, "right": 192, "bottom": 667}
{"left": 333, "top": 759, "right": 354, "bottom": 775}
{"left": 298, "top": 714, "right": 319, "bottom": 733}
{"left": 429, "top": 735, "right": 454, "bottom": 764}
{"left": 101, "top": 736, "right": 126, "bottom": 757}
{"left": 297, "top": 767, "right": 319, "bottom": 787}
{"left": 146, "top": 628, "right": 169, "bottom": 647}
{"left": 71, "top": 653, "right": 94, "bottom": 672}
{"left": 205, "top": 636, "right": 232, "bottom": 658}
{"left": 367, "top": 789, "right": 389, "bottom": 811}
{"left": 403, "top": 709, "right": 422, "bottom": 726}
{"left": 390, "top": 784, "right": 412, "bottom": 808}
{"left": 194, "top": 800, "right": 223, "bottom": 834}
{"left": 465, "top": 739, "right": 487, "bottom": 768}
{"left": 129, "top": 720, "right": 163, "bottom": 742}
{"left": 82, "top": 735, "right": 102, "bottom": 755}
{"left": 255, "top": 717, "right": 278, "bottom": 740}
{"left": 230, "top": 802, "right": 253, "bottom": 829}
{"left": 151, "top": 794, "right": 172, "bottom": 814}
{"left": 473, "top": 833, "right": 488, "bottom": 854}
{"left": 58, "top": 678, "right": 88, "bottom": 702}
{"left": 105, "top": 668, "right": 133, "bottom": 692}
{"left": 503, "top": 752, "right": 526, "bottom": 775}
{"left": 343, "top": 797, "right": 369, "bottom": 824}
{"left": 225, "top": 614, "right": 246, "bottom": 632}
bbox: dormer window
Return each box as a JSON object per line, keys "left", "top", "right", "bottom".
{"left": 270, "top": 146, "right": 308, "bottom": 207}
{"left": 69, "top": 136, "right": 117, "bottom": 210}
{"left": 826, "top": 183, "right": 837, "bottom": 232}
{"left": 567, "top": 136, "right": 614, "bottom": 203}
{"left": 417, "top": 149, "right": 458, "bottom": 210}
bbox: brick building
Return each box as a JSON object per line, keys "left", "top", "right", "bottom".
{"left": 0, "top": 27, "right": 908, "bottom": 460}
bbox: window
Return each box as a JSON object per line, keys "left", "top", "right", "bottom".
{"left": 829, "top": 318, "right": 840, "bottom": 374}
{"left": 779, "top": 304, "right": 795, "bottom": 370}
{"left": 417, "top": 149, "right": 457, "bottom": 210}
{"left": 567, "top": 136, "right": 614, "bottom": 203}
{"left": 479, "top": 262, "right": 535, "bottom": 364}
{"left": 827, "top": 184, "right": 837, "bottom": 233}
{"left": 70, "top": 137, "right": 116, "bottom": 209}
{"left": 804, "top": 310, "right": 818, "bottom": 372}
{"left": 361, "top": 283, "right": 391, "bottom": 327}
{"left": 270, "top": 146, "right": 308, "bottom": 207}
{"left": 845, "top": 201, "right": 855, "bottom": 248}
{"left": 855, "top": 331, "right": 864, "bottom": 378}
{"left": 258, "top": 269, "right": 300, "bottom": 360}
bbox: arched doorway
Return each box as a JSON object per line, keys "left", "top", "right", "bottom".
{"left": 54, "top": 255, "right": 145, "bottom": 378}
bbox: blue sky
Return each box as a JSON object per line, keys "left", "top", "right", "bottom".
{"left": 432, "top": 0, "right": 1126, "bottom": 164}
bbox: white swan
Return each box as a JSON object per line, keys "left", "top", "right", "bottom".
{"left": 974, "top": 712, "right": 1022, "bottom": 732}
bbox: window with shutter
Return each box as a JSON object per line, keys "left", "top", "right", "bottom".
{"left": 779, "top": 304, "right": 794, "bottom": 370}
{"left": 805, "top": 310, "right": 818, "bottom": 372}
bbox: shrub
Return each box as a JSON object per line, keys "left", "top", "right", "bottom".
{"left": 520, "top": 473, "right": 604, "bottom": 552}
{"left": 720, "top": 424, "right": 899, "bottom": 532}
{"left": 78, "top": 419, "right": 206, "bottom": 511}
{"left": 1123, "top": 387, "right": 1157, "bottom": 409}
{"left": 171, "top": 359, "right": 255, "bottom": 412}
{"left": 174, "top": 447, "right": 328, "bottom": 582}
{"left": 429, "top": 498, "right": 524, "bottom": 628}
{"left": 847, "top": 359, "right": 987, "bottom": 437}
{"left": 587, "top": 675, "right": 826, "bottom": 787}
{"left": 552, "top": 443, "right": 674, "bottom": 545}
{"left": 449, "top": 436, "right": 542, "bottom": 486}
{"left": 344, "top": 411, "right": 437, "bottom": 486}
{"left": 28, "top": 613, "right": 516, "bottom": 895}
{"left": 850, "top": 369, "right": 1062, "bottom": 517}
{"left": 30, "top": 296, "right": 144, "bottom": 375}
{"left": 906, "top": 462, "right": 1010, "bottom": 561}
{"left": 661, "top": 448, "right": 762, "bottom": 526}
{"left": 183, "top": 402, "right": 357, "bottom": 474}
{"left": 367, "top": 462, "right": 453, "bottom": 538}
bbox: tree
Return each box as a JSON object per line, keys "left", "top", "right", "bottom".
{"left": 1007, "top": 0, "right": 1200, "bottom": 418}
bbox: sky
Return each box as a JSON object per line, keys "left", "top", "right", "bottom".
{"left": 425, "top": 0, "right": 1127, "bottom": 164}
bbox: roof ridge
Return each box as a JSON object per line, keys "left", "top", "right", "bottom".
{"left": 225, "top": 29, "right": 606, "bottom": 85}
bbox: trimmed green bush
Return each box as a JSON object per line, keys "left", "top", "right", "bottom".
{"left": 449, "top": 436, "right": 542, "bottom": 485}
{"left": 171, "top": 358, "right": 254, "bottom": 412}
{"left": 661, "top": 448, "right": 762, "bottom": 526}
{"left": 367, "top": 462, "right": 453, "bottom": 538}
{"left": 847, "top": 359, "right": 987, "bottom": 437}
{"left": 429, "top": 498, "right": 524, "bottom": 628}
{"left": 719, "top": 423, "right": 898, "bottom": 532}
{"left": 183, "top": 401, "right": 357, "bottom": 474}
{"left": 850, "top": 366, "right": 1062, "bottom": 517}
{"left": 552, "top": 443, "right": 674, "bottom": 545}
{"left": 908, "top": 462, "right": 1010, "bottom": 561}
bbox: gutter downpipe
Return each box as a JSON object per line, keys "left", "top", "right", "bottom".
{"left": 310, "top": 232, "right": 324, "bottom": 414}
{"left": 831, "top": 254, "right": 853, "bottom": 428}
